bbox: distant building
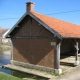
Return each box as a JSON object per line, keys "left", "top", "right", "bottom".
{"left": 0, "top": 27, "right": 10, "bottom": 43}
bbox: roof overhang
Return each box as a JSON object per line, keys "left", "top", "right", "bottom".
{"left": 5, "top": 12, "right": 27, "bottom": 38}
{"left": 28, "top": 12, "right": 62, "bottom": 40}
{"left": 5, "top": 12, "right": 63, "bottom": 40}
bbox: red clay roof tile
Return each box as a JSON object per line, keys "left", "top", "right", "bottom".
{"left": 30, "top": 11, "right": 80, "bottom": 38}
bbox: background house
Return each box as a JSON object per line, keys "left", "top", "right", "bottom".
{"left": 0, "top": 27, "right": 11, "bottom": 52}
{"left": 5, "top": 2, "right": 80, "bottom": 74}
{"left": 2, "top": 29, "right": 10, "bottom": 44}
{"left": 0, "top": 27, "right": 9, "bottom": 43}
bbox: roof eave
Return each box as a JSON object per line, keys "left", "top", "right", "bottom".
{"left": 5, "top": 12, "right": 28, "bottom": 38}
{"left": 63, "top": 36, "right": 80, "bottom": 39}
{"left": 5, "top": 11, "right": 63, "bottom": 40}
{"left": 28, "top": 12, "right": 63, "bottom": 40}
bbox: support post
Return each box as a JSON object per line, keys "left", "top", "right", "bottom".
{"left": 54, "top": 42, "right": 62, "bottom": 74}
{"left": 51, "top": 41, "right": 62, "bottom": 74}
{"left": 74, "top": 42, "right": 79, "bottom": 66}
{"left": 56, "top": 43, "right": 60, "bottom": 69}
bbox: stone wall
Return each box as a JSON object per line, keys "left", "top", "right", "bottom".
{"left": 10, "top": 60, "right": 55, "bottom": 73}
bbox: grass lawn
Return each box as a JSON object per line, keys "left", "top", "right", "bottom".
{"left": 0, "top": 72, "right": 48, "bottom": 80}
{"left": 0, "top": 72, "right": 22, "bottom": 80}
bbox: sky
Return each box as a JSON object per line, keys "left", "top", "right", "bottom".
{"left": 0, "top": 0, "right": 80, "bottom": 29}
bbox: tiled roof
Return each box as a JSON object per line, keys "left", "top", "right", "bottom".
{"left": 30, "top": 11, "right": 80, "bottom": 38}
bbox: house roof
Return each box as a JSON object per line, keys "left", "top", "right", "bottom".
{"left": 5, "top": 11, "right": 80, "bottom": 39}
{"left": 30, "top": 11, "right": 80, "bottom": 38}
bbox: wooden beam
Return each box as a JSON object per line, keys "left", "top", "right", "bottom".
{"left": 51, "top": 40, "right": 62, "bottom": 74}
{"left": 56, "top": 42, "right": 61, "bottom": 69}
{"left": 70, "top": 39, "right": 76, "bottom": 45}
{"left": 61, "top": 39, "right": 65, "bottom": 44}
{"left": 10, "top": 16, "right": 31, "bottom": 37}
{"left": 70, "top": 39, "right": 79, "bottom": 65}
{"left": 14, "top": 36, "right": 55, "bottom": 39}
{"left": 75, "top": 42, "right": 79, "bottom": 61}
{"left": 30, "top": 18, "right": 32, "bottom": 36}
{"left": 21, "top": 29, "right": 27, "bottom": 36}
{"left": 6, "top": 12, "right": 27, "bottom": 38}
{"left": 74, "top": 41, "right": 79, "bottom": 65}
{"left": 28, "top": 12, "right": 62, "bottom": 40}
{"left": 37, "top": 27, "right": 42, "bottom": 36}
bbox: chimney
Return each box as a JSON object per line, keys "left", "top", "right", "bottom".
{"left": 26, "top": 2, "right": 35, "bottom": 12}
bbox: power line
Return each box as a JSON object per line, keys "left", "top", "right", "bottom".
{"left": 0, "top": 17, "right": 20, "bottom": 20}
{"left": 0, "top": 9, "right": 80, "bottom": 20}
{"left": 46, "top": 9, "right": 80, "bottom": 15}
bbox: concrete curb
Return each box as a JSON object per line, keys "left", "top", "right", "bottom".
{"left": 3, "top": 64, "right": 55, "bottom": 79}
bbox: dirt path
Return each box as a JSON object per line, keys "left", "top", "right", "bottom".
{"left": 54, "top": 65, "right": 80, "bottom": 80}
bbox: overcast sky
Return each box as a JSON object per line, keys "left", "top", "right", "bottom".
{"left": 0, "top": 0, "right": 80, "bottom": 28}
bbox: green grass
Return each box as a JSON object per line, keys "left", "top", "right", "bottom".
{"left": 0, "top": 72, "right": 48, "bottom": 80}
{"left": 3, "top": 67, "right": 49, "bottom": 80}
{"left": 0, "top": 72, "right": 22, "bottom": 80}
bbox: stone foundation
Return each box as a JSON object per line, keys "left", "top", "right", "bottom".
{"left": 10, "top": 60, "right": 55, "bottom": 73}
{"left": 54, "top": 69, "right": 62, "bottom": 74}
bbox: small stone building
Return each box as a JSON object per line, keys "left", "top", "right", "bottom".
{"left": 5, "top": 2, "right": 80, "bottom": 74}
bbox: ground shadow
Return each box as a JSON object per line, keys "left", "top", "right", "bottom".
{"left": 60, "top": 62, "right": 75, "bottom": 67}
{"left": 60, "top": 51, "right": 75, "bottom": 59}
